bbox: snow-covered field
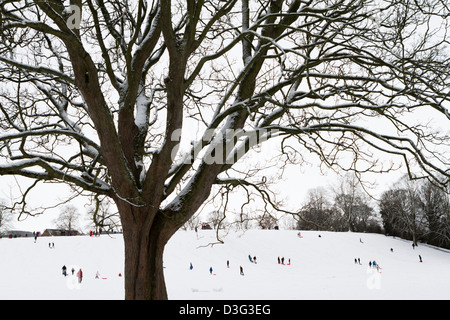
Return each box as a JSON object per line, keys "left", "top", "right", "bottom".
{"left": 0, "top": 229, "right": 449, "bottom": 300}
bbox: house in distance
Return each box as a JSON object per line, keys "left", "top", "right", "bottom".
{"left": 41, "top": 229, "right": 80, "bottom": 237}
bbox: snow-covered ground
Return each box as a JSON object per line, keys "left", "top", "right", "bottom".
{"left": 0, "top": 229, "right": 449, "bottom": 300}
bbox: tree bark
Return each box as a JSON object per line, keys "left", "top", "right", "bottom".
{"left": 119, "top": 203, "right": 175, "bottom": 300}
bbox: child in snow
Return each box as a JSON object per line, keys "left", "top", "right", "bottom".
{"left": 77, "top": 269, "right": 83, "bottom": 283}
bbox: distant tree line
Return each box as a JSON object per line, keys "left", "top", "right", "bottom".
{"left": 296, "top": 174, "right": 382, "bottom": 234}
{"left": 379, "top": 176, "right": 450, "bottom": 249}
{"left": 296, "top": 174, "right": 450, "bottom": 250}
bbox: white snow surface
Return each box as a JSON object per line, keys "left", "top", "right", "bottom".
{"left": 0, "top": 230, "right": 449, "bottom": 300}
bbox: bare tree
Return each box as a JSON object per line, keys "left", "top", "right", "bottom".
{"left": 1, "top": 0, "right": 449, "bottom": 299}
{"left": 256, "top": 211, "right": 278, "bottom": 229}
{"left": 419, "top": 180, "right": 450, "bottom": 248}
{"left": 380, "top": 176, "right": 450, "bottom": 248}
{"left": 0, "top": 199, "right": 13, "bottom": 235}
{"left": 86, "top": 196, "right": 121, "bottom": 233}
{"left": 333, "top": 174, "right": 374, "bottom": 232}
{"left": 297, "top": 187, "right": 336, "bottom": 230}
{"left": 53, "top": 204, "right": 81, "bottom": 235}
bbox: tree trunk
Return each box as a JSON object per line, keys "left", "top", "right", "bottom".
{"left": 119, "top": 204, "right": 175, "bottom": 300}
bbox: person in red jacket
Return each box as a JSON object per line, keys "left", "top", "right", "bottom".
{"left": 77, "top": 269, "right": 83, "bottom": 283}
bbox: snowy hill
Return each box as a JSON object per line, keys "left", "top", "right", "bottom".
{"left": 0, "top": 229, "right": 449, "bottom": 300}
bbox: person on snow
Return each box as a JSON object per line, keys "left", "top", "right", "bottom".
{"left": 62, "top": 265, "right": 67, "bottom": 277}
{"left": 227, "top": 260, "right": 230, "bottom": 268}
{"left": 240, "top": 266, "right": 244, "bottom": 276}
{"left": 77, "top": 269, "right": 83, "bottom": 283}
{"left": 419, "top": 255, "right": 423, "bottom": 262}
{"left": 248, "top": 255, "right": 253, "bottom": 263}
{"left": 277, "top": 257, "right": 280, "bottom": 264}
{"left": 209, "top": 267, "right": 213, "bottom": 275}
{"left": 253, "top": 256, "right": 257, "bottom": 264}
{"left": 190, "top": 262, "right": 193, "bottom": 270}
{"left": 374, "top": 263, "right": 381, "bottom": 272}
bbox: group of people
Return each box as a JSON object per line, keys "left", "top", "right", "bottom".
{"left": 368, "top": 260, "right": 381, "bottom": 271}
{"left": 61, "top": 265, "right": 83, "bottom": 283}
{"left": 196, "top": 254, "right": 293, "bottom": 277}
{"left": 88, "top": 230, "right": 101, "bottom": 237}
{"left": 356, "top": 237, "right": 424, "bottom": 274}
{"left": 190, "top": 260, "right": 245, "bottom": 276}
{"left": 277, "top": 257, "right": 290, "bottom": 265}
